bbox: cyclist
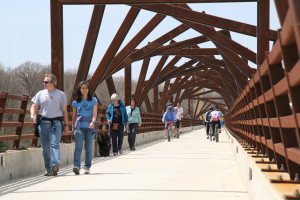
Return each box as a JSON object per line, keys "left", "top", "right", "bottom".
{"left": 168, "top": 102, "right": 176, "bottom": 137}
{"left": 215, "top": 106, "right": 223, "bottom": 132}
{"left": 210, "top": 107, "right": 223, "bottom": 140}
{"left": 204, "top": 106, "right": 213, "bottom": 139}
{"left": 175, "top": 102, "right": 183, "bottom": 137}
{"left": 162, "top": 106, "right": 176, "bottom": 139}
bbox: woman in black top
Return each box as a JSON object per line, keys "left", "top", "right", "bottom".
{"left": 106, "top": 93, "right": 128, "bottom": 156}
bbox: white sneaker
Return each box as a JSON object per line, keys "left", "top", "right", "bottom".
{"left": 84, "top": 169, "right": 90, "bottom": 174}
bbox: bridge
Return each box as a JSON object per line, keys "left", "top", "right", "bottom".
{"left": 1, "top": 0, "right": 300, "bottom": 199}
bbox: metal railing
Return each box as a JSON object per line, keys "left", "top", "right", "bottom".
{"left": 0, "top": 92, "right": 201, "bottom": 150}
{"left": 225, "top": 2, "right": 300, "bottom": 181}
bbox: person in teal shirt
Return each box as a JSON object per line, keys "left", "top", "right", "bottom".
{"left": 126, "top": 98, "right": 142, "bottom": 150}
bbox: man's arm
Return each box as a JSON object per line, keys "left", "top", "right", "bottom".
{"left": 30, "top": 104, "right": 38, "bottom": 122}
{"left": 62, "top": 105, "right": 70, "bottom": 133}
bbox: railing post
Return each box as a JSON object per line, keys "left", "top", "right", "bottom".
{"left": 13, "top": 95, "right": 29, "bottom": 149}
{"left": 0, "top": 93, "right": 8, "bottom": 130}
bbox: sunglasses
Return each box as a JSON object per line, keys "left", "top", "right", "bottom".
{"left": 43, "top": 81, "right": 51, "bottom": 84}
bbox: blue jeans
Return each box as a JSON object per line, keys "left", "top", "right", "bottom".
{"left": 110, "top": 123, "right": 124, "bottom": 153}
{"left": 74, "top": 128, "right": 95, "bottom": 169}
{"left": 39, "top": 121, "right": 62, "bottom": 171}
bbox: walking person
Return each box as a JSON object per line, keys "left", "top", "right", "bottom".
{"left": 107, "top": 93, "right": 128, "bottom": 156}
{"left": 30, "top": 74, "right": 69, "bottom": 176}
{"left": 71, "top": 81, "right": 98, "bottom": 175}
{"left": 174, "top": 102, "right": 183, "bottom": 137}
{"left": 126, "top": 98, "right": 142, "bottom": 150}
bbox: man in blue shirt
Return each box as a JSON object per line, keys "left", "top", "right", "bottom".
{"left": 162, "top": 106, "right": 176, "bottom": 139}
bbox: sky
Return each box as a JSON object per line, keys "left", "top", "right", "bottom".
{"left": 0, "top": 1, "right": 281, "bottom": 80}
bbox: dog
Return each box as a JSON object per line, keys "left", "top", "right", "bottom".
{"left": 97, "top": 133, "right": 111, "bottom": 157}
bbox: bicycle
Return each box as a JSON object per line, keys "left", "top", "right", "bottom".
{"left": 209, "top": 123, "right": 213, "bottom": 141}
{"left": 214, "top": 124, "right": 219, "bottom": 142}
{"left": 167, "top": 121, "right": 173, "bottom": 142}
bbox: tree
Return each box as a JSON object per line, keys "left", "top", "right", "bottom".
{"left": 13, "top": 61, "right": 50, "bottom": 97}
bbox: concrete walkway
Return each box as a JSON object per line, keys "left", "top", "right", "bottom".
{"left": 0, "top": 128, "right": 249, "bottom": 200}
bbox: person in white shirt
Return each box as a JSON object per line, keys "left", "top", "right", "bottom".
{"left": 175, "top": 102, "right": 183, "bottom": 138}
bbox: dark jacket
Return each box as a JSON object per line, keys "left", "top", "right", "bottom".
{"left": 106, "top": 100, "right": 128, "bottom": 127}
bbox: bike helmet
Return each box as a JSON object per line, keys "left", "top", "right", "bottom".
{"left": 209, "top": 106, "right": 213, "bottom": 110}
{"left": 167, "top": 106, "right": 172, "bottom": 110}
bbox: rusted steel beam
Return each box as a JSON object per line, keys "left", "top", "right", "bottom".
{"left": 289, "top": 0, "right": 300, "bottom": 57}
{"left": 215, "top": 42, "right": 256, "bottom": 78}
{"left": 193, "top": 99, "right": 200, "bottom": 118}
{"left": 59, "top": 0, "right": 257, "bottom": 4}
{"left": 181, "top": 20, "right": 256, "bottom": 63}
{"left": 135, "top": 58, "right": 150, "bottom": 105}
{"left": 13, "top": 95, "right": 29, "bottom": 149}
{"left": 274, "top": 0, "right": 289, "bottom": 26}
{"left": 105, "top": 76, "right": 117, "bottom": 96}
{"left": 153, "top": 86, "right": 159, "bottom": 113}
{"left": 50, "top": 0, "right": 64, "bottom": 90}
{"left": 124, "top": 65, "right": 131, "bottom": 106}
{"left": 196, "top": 101, "right": 208, "bottom": 119}
{"left": 151, "top": 48, "right": 220, "bottom": 57}
{"left": 174, "top": 90, "right": 181, "bottom": 105}
{"left": 188, "top": 98, "right": 191, "bottom": 116}
{"left": 186, "top": 55, "right": 226, "bottom": 67}
{"left": 89, "top": 7, "right": 141, "bottom": 94}
{"left": 143, "top": 30, "right": 228, "bottom": 59}
{"left": 134, "top": 4, "right": 277, "bottom": 41}
{"left": 158, "top": 79, "right": 170, "bottom": 113}
{"left": 217, "top": 48, "right": 249, "bottom": 85}
{"left": 156, "top": 60, "right": 198, "bottom": 85}
{"left": 257, "top": 0, "right": 270, "bottom": 65}
{"left": 165, "top": 77, "right": 182, "bottom": 105}
{"left": 139, "top": 56, "right": 168, "bottom": 104}
{"left": 72, "top": 5, "right": 105, "bottom": 95}
{"left": 202, "top": 63, "right": 244, "bottom": 90}
{"left": 190, "top": 89, "right": 213, "bottom": 97}
{"left": 153, "top": 56, "right": 182, "bottom": 87}
{"left": 101, "top": 14, "right": 165, "bottom": 82}
{"left": 0, "top": 93, "right": 8, "bottom": 129}
{"left": 109, "top": 25, "right": 189, "bottom": 76}
{"left": 144, "top": 95, "right": 153, "bottom": 112}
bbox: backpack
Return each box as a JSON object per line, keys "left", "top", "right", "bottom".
{"left": 206, "top": 111, "right": 212, "bottom": 121}
{"left": 211, "top": 112, "right": 219, "bottom": 121}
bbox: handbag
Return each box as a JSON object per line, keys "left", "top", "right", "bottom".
{"left": 112, "top": 123, "right": 119, "bottom": 130}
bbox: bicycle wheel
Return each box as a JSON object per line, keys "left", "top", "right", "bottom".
{"left": 209, "top": 124, "right": 212, "bottom": 141}
{"left": 215, "top": 125, "right": 219, "bottom": 142}
{"left": 168, "top": 127, "right": 171, "bottom": 142}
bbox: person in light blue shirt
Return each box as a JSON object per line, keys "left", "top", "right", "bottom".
{"left": 162, "top": 106, "right": 176, "bottom": 139}
{"left": 72, "top": 81, "right": 98, "bottom": 175}
{"left": 126, "top": 98, "right": 142, "bottom": 150}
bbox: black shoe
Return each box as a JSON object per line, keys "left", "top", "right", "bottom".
{"left": 73, "top": 167, "right": 80, "bottom": 175}
{"left": 119, "top": 150, "right": 123, "bottom": 154}
{"left": 131, "top": 147, "right": 136, "bottom": 151}
{"left": 213, "top": 137, "right": 215, "bottom": 141}
{"left": 51, "top": 164, "right": 59, "bottom": 176}
{"left": 207, "top": 136, "right": 209, "bottom": 139}
{"left": 113, "top": 152, "right": 118, "bottom": 156}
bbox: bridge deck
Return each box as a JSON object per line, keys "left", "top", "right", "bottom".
{"left": 0, "top": 128, "right": 248, "bottom": 200}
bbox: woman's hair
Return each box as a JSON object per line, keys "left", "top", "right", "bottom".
{"left": 72, "top": 81, "right": 92, "bottom": 102}
{"left": 131, "top": 98, "right": 136, "bottom": 106}
{"left": 111, "top": 93, "right": 119, "bottom": 101}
